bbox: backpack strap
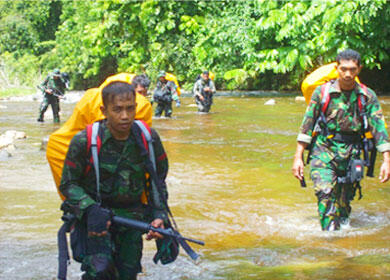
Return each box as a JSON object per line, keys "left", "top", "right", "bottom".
{"left": 320, "top": 82, "right": 331, "bottom": 113}
{"left": 85, "top": 122, "right": 102, "bottom": 204}
{"left": 134, "top": 120, "right": 156, "bottom": 170}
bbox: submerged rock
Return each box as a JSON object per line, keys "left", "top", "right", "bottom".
{"left": 295, "top": 96, "right": 306, "bottom": 102}
{"left": 0, "top": 130, "right": 26, "bottom": 149}
{"left": 0, "top": 149, "right": 12, "bottom": 160}
{"left": 264, "top": 99, "right": 276, "bottom": 105}
{"left": 40, "top": 136, "right": 49, "bottom": 151}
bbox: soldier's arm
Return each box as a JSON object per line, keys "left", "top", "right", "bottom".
{"left": 40, "top": 75, "right": 49, "bottom": 88}
{"left": 365, "top": 89, "right": 390, "bottom": 153}
{"left": 296, "top": 86, "right": 322, "bottom": 144}
{"left": 169, "top": 82, "right": 179, "bottom": 101}
{"left": 365, "top": 89, "right": 390, "bottom": 182}
{"left": 150, "top": 128, "right": 169, "bottom": 220}
{"left": 193, "top": 80, "right": 202, "bottom": 97}
{"left": 59, "top": 130, "right": 96, "bottom": 219}
{"left": 209, "top": 80, "right": 216, "bottom": 94}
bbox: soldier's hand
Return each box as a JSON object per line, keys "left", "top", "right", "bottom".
{"left": 292, "top": 157, "right": 305, "bottom": 181}
{"left": 146, "top": 218, "right": 164, "bottom": 240}
{"left": 45, "top": 89, "right": 53, "bottom": 94}
{"left": 199, "top": 95, "right": 205, "bottom": 101}
{"left": 379, "top": 160, "right": 390, "bottom": 183}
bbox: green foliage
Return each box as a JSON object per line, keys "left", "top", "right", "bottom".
{"left": 0, "top": 52, "right": 42, "bottom": 89}
{"left": 2, "top": 0, "right": 390, "bottom": 92}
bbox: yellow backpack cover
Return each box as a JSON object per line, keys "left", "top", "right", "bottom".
{"left": 301, "top": 62, "right": 360, "bottom": 104}
{"left": 164, "top": 72, "right": 181, "bottom": 96}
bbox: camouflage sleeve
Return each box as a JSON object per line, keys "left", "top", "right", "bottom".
{"left": 365, "top": 89, "right": 390, "bottom": 152}
{"left": 40, "top": 75, "right": 49, "bottom": 88}
{"left": 193, "top": 80, "right": 201, "bottom": 96}
{"left": 59, "top": 130, "right": 96, "bottom": 219}
{"left": 209, "top": 80, "right": 216, "bottom": 94}
{"left": 151, "top": 128, "right": 169, "bottom": 220}
{"left": 297, "top": 86, "right": 322, "bottom": 144}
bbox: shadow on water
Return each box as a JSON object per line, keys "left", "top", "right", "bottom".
{"left": 1, "top": 92, "right": 390, "bottom": 279}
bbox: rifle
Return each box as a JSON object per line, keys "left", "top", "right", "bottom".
{"left": 112, "top": 215, "right": 205, "bottom": 246}
{"left": 37, "top": 85, "right": 64, "bottom": 99}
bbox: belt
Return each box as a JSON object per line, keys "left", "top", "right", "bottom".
{"left": 327, "top": 132, "right": 362, "bottom": 144}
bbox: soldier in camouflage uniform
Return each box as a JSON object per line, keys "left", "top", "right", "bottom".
{"left": 292, "top": 49, "right": 390, "bottom": 231}
{"left": 60, "top": 81, "right": 168, "bottom": 279}
{"left": 193, "top": 71, "right": 216, "bottom": 113}
{"left": 37, "top": 69, "right": 67, "bottom": 123}
{"left": 152, "top": 71, "right": 180, "bottom": 117}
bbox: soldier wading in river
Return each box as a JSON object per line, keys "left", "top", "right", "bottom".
{"left": 59, "top": 81, "right": 175, "bottom": 279}
{"left": 37, "top": 69, "right": 68, "bottom": 123}
{"left": 152, "top": 71, "right": 180, "bottom": 117}
{"left": 292, "top": 49, "right": 390, "bottom": 231}
{"left": 193, "top": 71, "right": 216, "bottom": 113}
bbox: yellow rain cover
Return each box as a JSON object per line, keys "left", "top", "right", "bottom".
{"left": 46, "top": 73, "right": 152, "bottom": 200}
{"left": 209, "top": 71, "right": 215, "bottom": 81}
{"left": 165, "top": 72, "right": 181, "bottom": 96}
{"left": 301, "top": 62, "right": 360, "bottom": 104}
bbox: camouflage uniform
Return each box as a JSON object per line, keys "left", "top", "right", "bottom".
{"left": 153, "top": 80, "right": 178, "bottom": 117}
{"left": 297, "top": 80, "right": 390, "bottom": 230}
{"left": 60, "top": 120, "right": 168, "bottom": 279}
{"left": 193, "top": 77, "right": 216, "bottom": 113}
{"left": 38, "top": 72, "right": 67, "bottom": 123}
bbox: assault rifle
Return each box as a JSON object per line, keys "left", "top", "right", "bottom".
{"left": 37, "top": 85, "right": 64, "bottom": 99}
{"left": 112, "top": 215, "right": 205, "bottom": 246}
{"left": 61, "top": 211, "right": 205, "bottom": 259}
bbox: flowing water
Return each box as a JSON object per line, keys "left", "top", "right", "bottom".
{"left": 1, "top": 94, "right": 390, "bottom": 280}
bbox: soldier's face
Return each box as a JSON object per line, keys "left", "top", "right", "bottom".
{"left": 101, "top": 93, "right": 137, "bottom": 139}
{"left": 337, "top": 59, "right": 361, "bottom": 87}
{"left": 135, "top": 85, "right": 147, "bottom": 96}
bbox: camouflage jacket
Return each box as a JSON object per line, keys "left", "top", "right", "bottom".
{"left": 40, "top": 74, "right": 67, "bottom": 96}
{"left": 59, "top": 120, "right": 169, "bottom": 221}
{"left": 297, "top": 80, "right": 390, "bottom": 156}
{"left": 153, "top": 80, "right": 179, "bottom": 102}
{"left": 193, "top": 78, "right": 216, "bottom": 97}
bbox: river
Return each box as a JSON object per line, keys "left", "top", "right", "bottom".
{"left": 0, "top": 94, "right": 390, "bottom": 279}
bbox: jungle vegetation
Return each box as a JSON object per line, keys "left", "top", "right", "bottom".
{"left": 1, "top": 0, "right": 390, "bottom": 93}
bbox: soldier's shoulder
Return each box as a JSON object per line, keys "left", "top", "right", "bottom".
{"left": 359, "top": 83, "right": 378, "bottom": 101}
{"left": 70, "top": 129, "right": 88, "bottom": 147}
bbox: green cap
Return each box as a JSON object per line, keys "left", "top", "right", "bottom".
{"left": 52, "top": 69, "right": 61, "bottom": 76}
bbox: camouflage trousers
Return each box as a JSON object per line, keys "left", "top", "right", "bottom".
{"left": 81, "top": 227, "right": 143, "bottom": 280}
{"left": 38, "top": 94, "right": 60, "bottom": 122}
{"left": 195, "top": 94, "right": 213, "bottom": 113}
{"left": 310, "top": 153, "right": 358, "bottom": 231}
{"left": 155, "top": 101, "right": 172, "bottom": 117}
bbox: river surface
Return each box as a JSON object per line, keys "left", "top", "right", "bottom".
{"left": 1, "top": 94, "right": 390, "bottom": 280}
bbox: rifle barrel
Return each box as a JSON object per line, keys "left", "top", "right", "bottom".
{"left": 112, "top": 216, "right": 205, "bottom": 246}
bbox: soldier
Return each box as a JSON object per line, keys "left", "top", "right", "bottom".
{"left": 37, "top": 69, "right": 67, "bottom": 123}
{"left": 193, "top": 71, "right": 216, "bottom": 113}
{"left": 292, "top": 49, "right": 390, "bottom": 231}
{"left": 59, "top": 81, "right": 170, "bottom": 279}
{"left": 132, "top": 74, "right": 151, "bottom": 97}
{"left": 152, "top": 71, "right": 180, "bottom": 117}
